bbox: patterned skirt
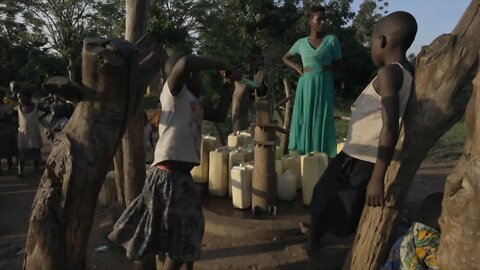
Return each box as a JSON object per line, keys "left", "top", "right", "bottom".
{"left": 109, "top": 167, "right": 205, "bottom": 261}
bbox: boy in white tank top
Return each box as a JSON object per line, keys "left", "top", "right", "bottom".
{"left": 301, "top": 12, "right": 418, "bottom": 256}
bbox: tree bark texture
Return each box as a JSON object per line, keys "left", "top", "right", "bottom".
{"left": 114, "top": 147, "right": 126, "bottom": 208}
{"left": 23, "top": 39, "right": 141, "bottom": 270}
{"left": 232, "top": 82, "right": 250, "bottom": 132}
{"left": 120, "top": 0, "right": 150, "bottom": 206}
{"left": 347, "top": 1, "right": 480, "bottom": 269}
{"left": 280, "top": 79, "right": 293, "bottom": 153}
{"left": 437, "top": 64, "right": 480, "bottom": 270}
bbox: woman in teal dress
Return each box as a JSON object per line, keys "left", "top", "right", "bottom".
{"left": 282, "top": 5, "right": 342, "bottom": 157}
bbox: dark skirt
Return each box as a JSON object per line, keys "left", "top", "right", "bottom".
{"left": 0, "top": 133, "right": 16, "bottom": 159}
{"left": 109, "top": 167, "right": 204, "bottom": 261}
{"left": 310, "top": 151, "right": 374, "bottom": 236}
{"left": 17, "top": 148, "right": 41, "bottom": 162}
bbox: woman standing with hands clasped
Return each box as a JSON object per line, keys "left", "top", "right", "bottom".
{"left": 282, "top": 5, "right": 343, "bottom": 157}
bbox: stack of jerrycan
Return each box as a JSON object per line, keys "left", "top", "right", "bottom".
{"left": 191, "top": 135, "right": 218, "bottom": 184}
{"left": 208, "top": 146, "right": 231, "bottom": 197}
{"left": 228, "top": 148, "right": 253, "bottom": 197}
{"left": 231, "top": 164, "right": 254, "bottom": 209}
{"left": 301, "top": 152, "right": 329, "bottom": 206}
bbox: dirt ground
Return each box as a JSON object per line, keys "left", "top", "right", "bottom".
{"left": 0, "top": 137, "right": 452, "bottom": 270}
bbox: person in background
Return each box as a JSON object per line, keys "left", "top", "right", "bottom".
{"left": 45, "top": 99, "right": 72, "bottom": 142}
{"left": 282, "top": 5, "right": 343, "bottom": 157}
{"left": 381, "top": 192, "right": 443, "bottom": 270}
{"left": 0, "top": 90, "right": 17, "bottom": 175}
{"left": 16, "top": 90, "right": 48, "bottom": 177}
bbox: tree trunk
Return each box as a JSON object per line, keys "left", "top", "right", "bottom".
{"left": 119, "top": 0, "right": 150, "bottom": 206}
{"left": 114, "top": 147, "right": 126, "bottom": 208}
{"left": 147, "top": 70, "right": 162, "bottom": 96}
{"left": 437, "top": 64, "right": 480, "bottom": 270}
{"left": 280, "top": 79, "right": 293, "bottom": 153}
{"left": 232, "top": 82, "right": 250, "bottom": 132}
{"left": 67, "top": 57, "right": 76, "bottom": 82}
{"left": 347, "top": 1, "right": 480, "bottom": 269}
{"left": 22, "top": 39, "right": 144, "bottom": 270}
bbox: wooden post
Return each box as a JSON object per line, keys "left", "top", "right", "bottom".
{"left": 120, "top": 0, "right": 150, "bottom": 206}
{"left": 22, "top": 38, "right": 163, "bottom": 270}
{"left": 280, "top": 79, "right": 293, "bottom": 153}
{"left": 232, "top": 82, "right": 250, "bottom": 132}
{"left": 347, "top": 1, "right": 480, "bottom": 269}
{"left": 114, "top": 148, "right": 126, "bottom": 208}
{"left": 437, "top": 63, "right": 480, "bottom": 270}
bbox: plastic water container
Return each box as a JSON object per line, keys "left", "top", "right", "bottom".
{"left": 244, "top": 146, "right": 254, "bottom": 161}
{"left": 239, "top": 131, "right": 253, "bottom": 146}
{"left": 277, "top": 170, "right": 296, "bottom": 201}
{"left": 191, "top": 135, "right": 218, "bottom": 184}
{"left": 228, "top": 131, "right": 252, "bottom": 148}
{"left": 231, "top": 165, "right": 253, "bottom": 209}
{"left": 301, "top": 152, "right": 329, "bottom": 206}
{"left": 228, "top": 148, "right": 250, "bottom": 197}
{"left": 208, "top": 147, "right": 230, "bottom": 197}
{"left": 275, "top": 160, "right": 283, "bottom": 179}
{"left": 282, "top": 154, "right": 301, "bottom": 190}
{"left": 337, "top": 142, "right": 345, "bottom": 154}
{"left": 275, "top": 146, "right": 284, "bottom": 160}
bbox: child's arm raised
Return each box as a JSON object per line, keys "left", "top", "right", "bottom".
{"left": 366, "top": 64, "right": 403, "bottom": 207}
{"left": 204, "top": 82, "right": 234, "bottom": 123}
{"left": 167, "top": 55, "right": 240, "bottom": 96}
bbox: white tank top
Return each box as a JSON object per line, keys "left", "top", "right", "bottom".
{"left": 152, "top": 83, "right": 204, "bottom": 165}
{"left": 343, "top": 63, "right": 413, "bottom": 163}
{"left": 18, "top": 103, "right": 43, "bottom": 149}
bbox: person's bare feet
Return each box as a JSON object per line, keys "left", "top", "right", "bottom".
{"left": 299, "top": 221, "right": 310, "bottom": 235}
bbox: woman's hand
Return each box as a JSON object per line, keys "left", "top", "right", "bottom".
{"left": 221, "top": 65, "right": 242, "bottom": 84}
{"left": 366, "top": 177, "right": 385, "bottom": 207}
{"left": 294, "top": 64, "right": 303, "bottom": 75}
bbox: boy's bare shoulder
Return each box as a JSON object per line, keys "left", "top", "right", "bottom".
{"left": 374, "top": 64, "right": 404, "bottom": 95}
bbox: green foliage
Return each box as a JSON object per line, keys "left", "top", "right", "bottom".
{"left": 352, "top": 0, "right": 381, "bottom": 45}
{"left": 2, "top": 0, "right": 380, "bottom": 102}
{"left": 427, "top": 118, "right": 467, "bottom": 162}
{"left": 149, "top": 0, "right": 198, "bottom": 54}
{"left": 0, "top": 1, "right": 65, "bottom": 91}
{"left": 18, "top": 0, "right": 96, "bottom": 60}
{"left": 89, "top": 0, "right": 126, "bottom": 39}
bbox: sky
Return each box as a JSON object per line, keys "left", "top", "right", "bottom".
{"left": 351, "top": 0, "right": 472, "bottom": 55}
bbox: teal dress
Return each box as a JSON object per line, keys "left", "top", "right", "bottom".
{"left": 288, "top": 35, "right": 342, "bottom": 157}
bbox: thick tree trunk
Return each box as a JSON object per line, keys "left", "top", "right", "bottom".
{"left": 119, "top": 0, "right": 150, "bottom": 206}
{"left": 437, "top": 65, "right": 480, "bottom": 270}
{"left": 22, "top": 39, "right": 145, "bottom": 270}
{"left": 347, "top": 1, "right": 480, "bottom": 269}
